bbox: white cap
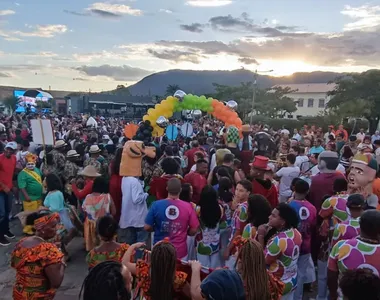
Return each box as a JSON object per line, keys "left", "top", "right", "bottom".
{"left": 5, "top": 142, "right": 17, "bottom": 150}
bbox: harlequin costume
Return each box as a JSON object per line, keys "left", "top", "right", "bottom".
{"left": 17, "top": 153, "right": 43, "bottom": 235}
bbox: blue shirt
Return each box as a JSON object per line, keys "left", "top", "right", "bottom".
{"left": 44, "top": 190, "right": 65, "bottom": 212}
{"left": 309, "top": 146, "right": 325, "bottom": 155}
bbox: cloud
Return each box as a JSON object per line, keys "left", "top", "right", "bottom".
{"left": 147, "top": 49, "right": 204, "bottom": 64}
{"left": 75, "top": 64, "right": 152, "bottom": 81}
{"left": 0, "top": 72, "right": 12, "bottom": 78}
{"left": 238, "top": 57, "right": 259, "bottom": 65}
{"left": 180, "top": 23, "right": 204, "bottom": 33}
{"left": 186, "top": 0, "right": 232, "bottom": 7}
{"left": 72, "top": 77, "right": 89, "bottom": 81}
{"left": 0, "top": 10, "right": 15, "bottom": 16}
{"left": 13, "top": 24, "right": 68, "bottom": 38}
{"left": 159, "top": 9, "right": 173, "bottom": 14}
{"left": 341, "top": 5, "right": 380, "bottom": 31}
{"left": 87, "top": 2, "right": 142, "bottom": 17}
{"left": 63, "top": 10, "right": 91, "bottom": 17}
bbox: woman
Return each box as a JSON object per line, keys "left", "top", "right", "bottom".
{"left": 340, "top": 145, "right": 354, "bottom": 170}
{"left": 179, "top": 183, "right": 193, "bottom": 203}
{"left": 195, "top": 186, "right": 224, "bottom": 268}
{"left": 11, "top": 211, "right": 66, "bottom": 300}
{"left": 123, "top": 240, "right": 190, "bottom": 300}
{"left": 258, "top": 203, "right": 302, "bottom": 300}
{"left": 80, "top": 261, "right": 132, "bottom": 300}
{"left": 242, "top": 194, "right": 272, "bottom": 240}
{"left": 82, "top": 177, "right": 116, "bottom": 251}
{"left": 87, "top": 215, "right": 129, "bottom": 269}
{"left": 109, "top": 148, "right": 123, "bottom": 223}
{"left": 235, "top": 238, "right": 284, "bottom": 300}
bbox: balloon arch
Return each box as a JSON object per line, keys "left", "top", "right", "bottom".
{"left": 143, "top": 92, "right": 243, "bottom": 137}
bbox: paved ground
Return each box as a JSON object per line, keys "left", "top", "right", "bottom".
{"left": 0, "top": 219, "right": 88, "bottom": 300}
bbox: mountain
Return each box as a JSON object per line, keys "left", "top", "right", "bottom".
{"left": 126, "top": 69, "right": 342, "bottom": 96}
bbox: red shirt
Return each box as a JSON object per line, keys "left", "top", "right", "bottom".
{"left": 0, "top": 154, "right": 16, "bottom": 191}
{"left": 252, "top": 179, "right": 279, "bottom": 209}
{"left": 184, "top": 172, "right": 207, "bottom": 204}
{"left": 150, "top": 175, "right": 184, "bottom": 200}
{"left": 184, "top": 147, "right": 205, "bottom": 172}
{"left": 72, "top": 179, "right": 94, "bottom": 200}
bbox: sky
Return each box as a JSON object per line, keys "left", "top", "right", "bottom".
{"left": 0, "top": 0, "right": 380, "bottom": 91}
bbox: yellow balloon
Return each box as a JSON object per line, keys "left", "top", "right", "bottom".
{"left": 152, "top": 126, "right": 164, "bottom": 137}
{"left": 143, "top": 115, "right": 149, "bottom": 121}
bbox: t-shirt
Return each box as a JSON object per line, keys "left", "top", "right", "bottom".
{"left": 17, "top": 168, "right": 43, "bottom": 201}
{"left": 276, "top": 166, "right": 300, "bottom": 198}
{"left": 319, "top": 194, "right": 350, "bottom": 230}
{"left": 44, "top": 190, "right": 65, "bottom": 212}
{"left": 242, "top": 223, "right": 258, "bottom": 240}
{"left": 145, "top": 199, "right": 199, "bottom": 258}
{"left": 295, "top": 156, "right": 309, "bottom": 173}
{"left": 309, "top": 146, "right": 325, "bottom": 155}
{"left": 311, "top": 164, "right": 346, "bottom": 176}
{"left": 265, "top": 228, "right": 303, "bottom": 295}
{"left": 0, "top": 154, "right": 16, "bottom": 191}
{"left": 230, "top": 201, "right": 248, "bottom": 241}
{"left": 211, "top": 165, "right": 235, "bottom": 186}
{"left": 289, "top": 200, "right": 317, "bottom": 255}
{"left": 331, "top": 218, "right": 360, "bottom": 248}
{"left": 184, "top": 172, "right": 207, "bottom": 204}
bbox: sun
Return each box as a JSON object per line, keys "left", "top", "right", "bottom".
{"left": 257, "top": 60, "right": 319, "bottom": 76}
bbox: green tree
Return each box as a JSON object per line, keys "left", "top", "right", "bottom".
{"left": 165, "top": 84, "right": 181, "bottom": 97}
{"left": 327, "top": 70, "right": 380, "bottom": 133}
{"left": 1, "top": 96, "right": 20, "bottom": 113}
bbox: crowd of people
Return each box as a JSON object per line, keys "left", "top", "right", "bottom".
{"left": 1, "top": 112, "right": 380, "bottom": 300}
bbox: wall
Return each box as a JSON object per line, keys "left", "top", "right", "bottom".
{"left": 285, "top": 92, "right": 331, "bottom": 119}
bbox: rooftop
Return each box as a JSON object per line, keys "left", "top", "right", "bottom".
{"left": 273, "top": 83, "right": 336, "bottom": 94}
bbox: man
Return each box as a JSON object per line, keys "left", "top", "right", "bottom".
{"left": 328, "top": 210, "right": 380, "bottom": 300}
{"left": 356, "top": 128, "right": 366, "bottom": 142}
{"left": 208, "top": 153, "right": 240, "bottom": 186}
{"left": 324, "top": 126, "right": 335, "bottom": 144}
{"left": 0, "top": 142, "right": 17, "bottom": 246}
{"left": 292, "top": 146, "right": 309, "bottom": 174}
{"left": 84, "top": 145, "right": 106, "bottom": 175}
{"left": 0, "top": 131, "right": 8, "bottom": 154}
{"left": 145, "top": 178, "right": 199, "bottom": 259}
{"left": 184, "top": 140, "right": 205, "bottom": 173}
{"left": 309, "top": 138, "right": 325, "bottom": 155}
{"left": 224, "top": 180, "right": 252, "bottom": 269}
{"left": 275, "top": 153, "right": 300, "bottom": 203}
{"left": 49, "top": 140, "right": 67, "bottom": 174}
{"left": 184, "top": 159, "right": 208, "bottom": 204}
{"left": 63, "top": 150, "right": 80, "bottom": 184}
{"left": 250, "top": 156, "right": 278, "bottom": 209}
{"left": 310, "top": 153, "right": 346, "bottom": 176}
{"left": 372, "top": 130, "right": 380, "bottom": 144}
{"left": 335, "top": 124, "right": 348, "bottom": 141}
{"left": 292, "top": 128, "right": 301, "bottom": 141}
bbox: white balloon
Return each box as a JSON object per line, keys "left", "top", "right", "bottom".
{"left": 227, "top": 100, "right": 238, "bottom": 110}
{"left": 174, "top": 90, "right": 187, "bottom": 101}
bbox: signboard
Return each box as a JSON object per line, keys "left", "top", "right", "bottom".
{"left": 30, "top": 119, "right": 55, "bottom": 145}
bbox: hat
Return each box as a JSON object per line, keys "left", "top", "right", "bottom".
{"left": 67, "top": 150, "right": 80, "bottom": 158}
{"left": 241, "top": 124, "right": 251, "bottom": 133}
{"left": 5, "top": 141, "right": 17, "bottom": 150}
{"left": 352, "top": 153, "right": 378, "bottom": 172}
{"left": 347, "top": 194, "right": 365, "bottom": 209}
{"left": 79, "top": 166, "right": 101, "bottom": 177}
{"left": 54, "top": 140, "right": 67, "bottom": 149}
{"left": 102, "top": 135, "right": 110, "bottom": 140}
{"left": 89, "top": 145, "right": 101, "bottom": 154}
{"left": 200, "top": 269, "right": 245, "bottom": 300}
{"left": 251, "top": 155, "right": 271, "bottom": 171}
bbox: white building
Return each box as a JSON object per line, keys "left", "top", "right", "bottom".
{"left": 274, "top": 83, "right": 336, "bottom": 119}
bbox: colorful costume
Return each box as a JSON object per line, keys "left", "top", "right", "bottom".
{"left": 86, "top": 243, "right": 130, "bottom": 269}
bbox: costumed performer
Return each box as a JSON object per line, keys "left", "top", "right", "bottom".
{"left": 239, "top": 124, "right": 253, "bottom": 176}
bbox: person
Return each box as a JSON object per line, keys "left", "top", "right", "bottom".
{"left": 356, "top": 128, "right": 366, "bottom": 142}
{"left": 80, "top": 261, "right": 132, "bottom": 300}
{"left": 49, "top": 140, "right": 67, "bottom": 174}
{"left": 11, "top": 211, "right": 66, "bottom": 300}
{"left": 109, "top": 147, "right": 123, "bottom": 223}
{"left": 71, "top": 166, "right": 100, "bottom": 203}
{"left": 372, "top": 131, "right": 380, "bottom": 144}
{"left": 324, "top": 126, "right": 336, "bottom": 144}
{"left": 336, "top": 133, "right": 346, "bottom": 154}
{"left": 145, "top": 178, "right": 199, "bottom": 259}
{"left": 358, "top": 136, "right": 374, "bottom": 153}
{"left": 179, "top": 183, "right": 193, "bottom": 203}
{"left": 63, "top": 150, "right": 80, "bottom": 184}
{"left": 208, "top": 153, "right": 240, "bottom": 186}
{"left": 331, "top": 194, "right": 365, "bottom": 248}
{"left": 224, "top": 180, "right": 252, "bottom": 269}
{"left": 241, "top": 194, "right": 272, "bottom": 240}
{"left": 189, "top": 151, "right": 206, "bottom": 172}
{"left": 288, "top": 179, "right": 317, "bottom": 300}
{"left": 275, "top": 153, "right": 300, "bottom": 203}
{"left": 15, "top": 139, "right": 29, "bottom": 170}
{"left": 258, "top": 203, "right": 302, "bottom": 299}
{"left": 340, "top": 145, "right": 354, "bottom": 170}
{"left": 328, "top": 210, "right": 380, "bottom": 300}
{"left": 184, "top": 159, "right": 208, "bottom": 204}
{"left": 294, "top": 146, "right": 309, "bottom": 174}
{"left": 82, "top": 176, "right": 116, "bottom": 251}
{"left": 292, "top": 129, "right": 301, "bottom": 141}
{"left": 123, "top": 240, "right": 190, "bottom": 300}
{"left": 84, "top": 145, "right": 107, "bottom": 175}
{"left": 233, "top": 238, "right": 284, "bottom": 300}
{"left": 209, "top": 148, "right": 231, "bottom": 174}
{"left": 189, "top": 263, "right": 245, "bottom": 300}
{"left": 86, "top": 215, "right": 130, "bottom": 269}
{"left": 335, "top": 124, "right": 348, "bottom": 141}
{"left": 184, "top": 140, "right": 205, "bottom": 173}
{"left": 339, "top": 269, "right": 380, "bottom": 300}
{"left": 0, "top": 142, "right": 17, "bottom": 246}
{"left": 309, "top": 138, "right": 325, "bottom": 155}
{"left": 17, "top": 153, "right": 43, "bottom": 235}
{"left": 250, "top": 156, "right": 279, "bottom": 209}
{"left": 195, "top": 185, "right": 223, "bottom": 268}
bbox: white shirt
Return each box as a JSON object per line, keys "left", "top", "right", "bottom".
{"left": 210, "top": 153, "right": 217, "bottom": 172}
{"left": 292, "top": 133, "right": 301, "bottom": 141}
{"left": 356, "top": 132, "right": 366, "bottom": 142}
{"left": 120, "top": 177, "right": 149, "bottom": 229}
{"left": 276, "top": 166, "right": 300, "bottom": 197}
{"left": 311, "top": 164, "right": 346, "bottom": 176}
{"left": 295, "top": 155, "right": 309, "bottom": 173}
{"left": 324, "top": 132, "right": 335, "bottom": 144}
{"left": 281, "top": 129, "right": 290, "bottom": 136}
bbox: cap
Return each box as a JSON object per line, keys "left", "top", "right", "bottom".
{"left": 5, "top": 142, "right": 17, "bottom": 150}
{"left": 347, "top": 193, "right": 365, "bottom": 209}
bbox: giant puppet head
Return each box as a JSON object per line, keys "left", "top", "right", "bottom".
{"left": 348, "top": 153, "right": 378, "bottom": 195}
{"left": 226, "top": 126, "right": 240, "bottom": 148}
{"left": 119, "top": 140, "right": 156, "bottom": 177}
{"left": 318, "top": 151, "right": 339, "bottom": 173}
{"left": 241, "top": 124, "right": 251, "bottom": 151}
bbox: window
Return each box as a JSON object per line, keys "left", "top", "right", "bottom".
{"left": 297, "top": 98, "right": 304, "bottom": 107}
{"left": 287, "top": 114, "right": 293, "bottom": 119}
{"left": 308, "top": 98, "right": 314, "bottom": 107}
{"left": 319, "top": 98, "right": 325, "bottom": 108}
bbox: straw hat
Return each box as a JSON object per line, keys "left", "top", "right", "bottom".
{"left": 79, "top": 166, "right": 101, "bottom": 178}
{"left": 67, "top": 150, "right": 80, "bottom": 158}
{"left": 54, "top": 140, "right": 67, "bottom": 149}
{"left": 89, "top": 145, "right": 101, "bottom": 154}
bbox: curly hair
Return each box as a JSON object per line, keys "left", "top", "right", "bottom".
{"left": 277, "top": 203, "right": 299, "bottom": 229}
{"left": 247, "top": 194, "right": 272, "bottom": 228}
{"left": 340, "top": 269, "right": 380, "bottom": 300}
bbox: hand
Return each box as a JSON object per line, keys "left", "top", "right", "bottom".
{"left": 3, "top": 186, "right": 10, "bottom": 194}
{"left": 70, "top": 178, "right": 76, "bottom": 184}
{"left": 131, "top": 242, "right": 145, "bottom": 250}
{"left": 258, "top": 224, "right": 270, "bottom": 237}
{"left": 188, "top": 260, "right": 202, "bottom": 273}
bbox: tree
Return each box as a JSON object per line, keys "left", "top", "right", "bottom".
{"left": 165, "top": 84, "right": 181, "bottom": 97}
{"left": 327, "top": 70, "right": 380, "bottom": 133}
{"left": 1, "top": 96, "right": 20, "bottom": 113}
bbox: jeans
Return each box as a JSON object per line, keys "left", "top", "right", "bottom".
{"left": 0, "top": 192, "right": 11, "bottom": 237}
{"left": 317, "top": 259, "right": 329, "bottom": 300}
{"left": 118, "top": 227, "right": 148, "bottom": 259}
